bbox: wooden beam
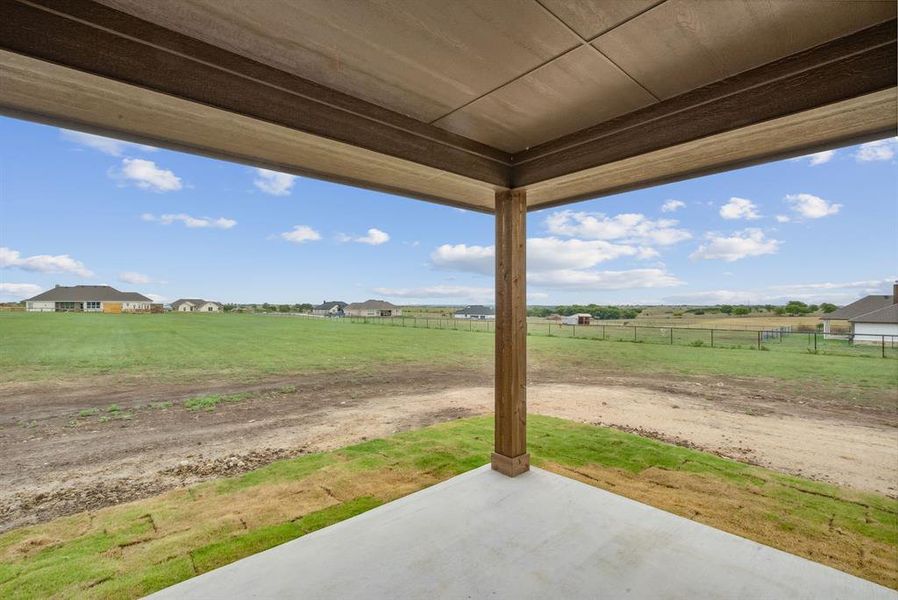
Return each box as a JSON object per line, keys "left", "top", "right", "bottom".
{"left": 0, "top": 0, "right": 512, "bottom": 187}
{"left": 492, "top": 189, "right": 528, "bottom": 477}
{"left": 513, "top": 19, "right": 897, "bottom": 187}
{"left": 0, "top": 50, "right": 502, "bottom": 213}
{"left": 523, "top": 89, "right": 896, "bottom": 210}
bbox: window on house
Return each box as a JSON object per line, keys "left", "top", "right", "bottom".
{"left": 86, "top": 301, "right": 101, "bottom": 310}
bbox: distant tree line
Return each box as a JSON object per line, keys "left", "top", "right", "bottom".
{"left": 527, "top": 300, "right": 839, "bottom": 321}
{"left": 528, "top": 305, "right": 642, "bottom": 320}
{"left": 222, "top": 303, "right": 314, "bottom": 313}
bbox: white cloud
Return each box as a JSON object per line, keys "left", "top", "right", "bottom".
{"left": 254, "top": 168, "right": 296, "bottom": 196}
{"left": 545, "top": 210, "right": 691, "bottom": 246}
{"left": 528, "top": 238, "right": 641, "bottom": 271}
{"left": 775, "top": 215, "right": 791, "bottom": 223}
{"left": 111, "top": 158, "right": 182, "bottom": 192}
{"left": 783, "top": 193, "right": 841, "bottom": 219}
{"left": 280, "top": 225, "right": 321, "bottom": 244}
{"left": 0, "top": 247, "right": 94, "bottom": 277}
{"left": 373, "top": 285, "right": 492, "bottom": 301}
{"left": 431, "top": 243, "right": 494, "bottom": 275}
{"left": 0, "top": 283, "right": 43, "bottom": 300}
{"left": 340, "top": 228, "right": 390, "bottom": 245}
{"left": 792, "top": 149, "right": 836, "bottom": 166}
{"left": 690, "top": 229, "right": 781, "bottom": 262}
{"left": 768, "top": 278, "right": 894, "bottom": 294}
{"left": 430, "top": 238, "right": 682, "bottom": 292}
{"left": 142, "top": 213, "right": 236, "bottom": 229}
{"left": 665, "top": 278, "right": 896, "bottom": 305}
{"left": 431, "top": 237, "right": 646, "bottom": 275}
{"left": 661, "top": 200, "right": 685, "bottom": 213}
{"left": 719, "top": 197, "right": 761, "bottom": 220}
{"left": 528, "top": 268, "right": 683, "bottom": 290}
{"left": 145, "top": 293, "right": 171, "bottom": 304}
{"left": 119, "top": 272, "right": 153, "bottom": 285}
{"left": 854, "top": 138, "right": 897, "bottom": 162}
{"left": 60, "top": 129, "right": 157, "bottom": 156}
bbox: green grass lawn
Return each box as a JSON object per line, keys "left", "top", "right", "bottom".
{"left": 1, "top": 313, "right": 896, "bottom": 395}
{"left": 0, "top": 313, "right": 898, "bottom": 398}
{"left": 1, "top": 415, "right": 894, "bottom": 599}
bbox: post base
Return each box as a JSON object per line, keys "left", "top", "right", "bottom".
{"left": 491, "top": 452, "right": 530, "bottom": 477}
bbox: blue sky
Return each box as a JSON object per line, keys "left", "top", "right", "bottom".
{"left": 1, "top": 116, "right": 895, "bottom": 306}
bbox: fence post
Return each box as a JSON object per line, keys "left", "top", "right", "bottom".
{"left": 814, "top": 332, "right": 817, "bottom": 352}
{"left": 757, "top": 331, "right": 761, "bottom": 350}
{"left": 670, "top": 328, "right": 673, "bottom": 345}
{"left": 634, "top": 326, "right": 637, "bottom": 342}
{"left": 710, "top": 329, "right": 714, "bottom": 348}
{"left": 883, "top": 336, "right": 886, "bottom": 359}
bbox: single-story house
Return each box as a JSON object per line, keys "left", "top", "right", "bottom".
{"left": 849, "top": 302, "right": 898, "bottom": 343}
{"left": 25, "top": 285, "right": 154, "bottom": 313}
{"left": 821, "top": 283, "right": 897, "bottom": 340}
{"left": 345, "top": 299, "right": 402, "bottom": 318}
{"left": 171, "top": 299, "right": 223, "bottom": 312}
{"left": 454, "top": 305, "right": 495, "bottom": 320}
{"left": 562, "top": 313, "right": 592, "bottom": 326}
{"left": 312, "top": 301, "right": 347, "bottom": 317}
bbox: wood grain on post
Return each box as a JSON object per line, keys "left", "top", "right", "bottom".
{"left": 492, "top": 189, "right": 529, "bottom": 476}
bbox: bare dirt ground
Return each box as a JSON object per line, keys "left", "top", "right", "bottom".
{"left": 1, "top": 368, "right": 895, "bottom": 532}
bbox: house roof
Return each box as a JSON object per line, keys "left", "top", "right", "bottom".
{"left": 821, "top": 295, "right": 893, "bottom": 320}
{"left": 26, "top": 285, "right": 151, "bottom": 302}
{"left": 849, "top": 303, "right": 898, "bottom": 324}
{"left": 172, "top": 298, "right": 221, "bottom": 307}
{"left": 346, "top": 299, "right": 399, "bottom": 310}
{"left": 315, "top": 301, "right": 347, "bottom": 310}
{"left": 455, "top": 305, "right": 495, "bottom": 316}
{"left": 2, "top": 2, "right": 893, "bottom": 212}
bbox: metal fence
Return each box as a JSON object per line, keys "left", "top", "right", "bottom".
{"left": 344, "top": 316, "right": 897, "bottom": 359}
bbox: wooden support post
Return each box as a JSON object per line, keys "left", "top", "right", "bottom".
{"left": 492, "top": 189, "right": 529, "bottom": 477}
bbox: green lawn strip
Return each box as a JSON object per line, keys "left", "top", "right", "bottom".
{"left": 2, "top": 415, "right": 894, "bottom": 599}
{"left": 190, "top": 497, "right": 382, "bottom": 574}
{"left": 1, "top": 314, "right": 895, "bottom": 396}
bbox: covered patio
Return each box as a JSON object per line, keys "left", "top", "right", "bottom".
{"left": 1, "top": 0, "right": 895, "bottom": 596}
{"left": 147, "top": 466, "right": 894, "bottom": 599}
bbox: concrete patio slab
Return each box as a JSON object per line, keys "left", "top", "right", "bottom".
{"left": 148, "top": 465, "right": 895, "bottom": 599}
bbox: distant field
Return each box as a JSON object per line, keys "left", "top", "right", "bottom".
{"left": 1, "top": 313, "right": 895, "bottom": 395}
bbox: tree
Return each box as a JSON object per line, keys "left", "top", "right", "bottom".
{"left": 719, "top": 305, "right": 734, "bottom": 314}
{"left": 784, "top": 300, "right": 810, "bottom": 316}
{"left": 732, "top": 306, "right": 750, "bottom": 316}
{"left": 820, "top": 302, "right": 837, "bottom": 314}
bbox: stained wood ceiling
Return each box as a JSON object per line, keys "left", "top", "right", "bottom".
{"left": 0, "top": 0, "right": 895, "bottom": 212}
{"left": 95, "top": 0, "right": 894, "bottom": 152}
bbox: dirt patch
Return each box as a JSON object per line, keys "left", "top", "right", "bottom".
{"left": 1, "top": 367, "right": 895, "bottom": 531}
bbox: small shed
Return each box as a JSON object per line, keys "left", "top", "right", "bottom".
{"left": 562, "top": 314, "right": 591, "bottom": 326}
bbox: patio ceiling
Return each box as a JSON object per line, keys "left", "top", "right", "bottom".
{"left": 1, "top": 0, "right": 895, "bottom": 213}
